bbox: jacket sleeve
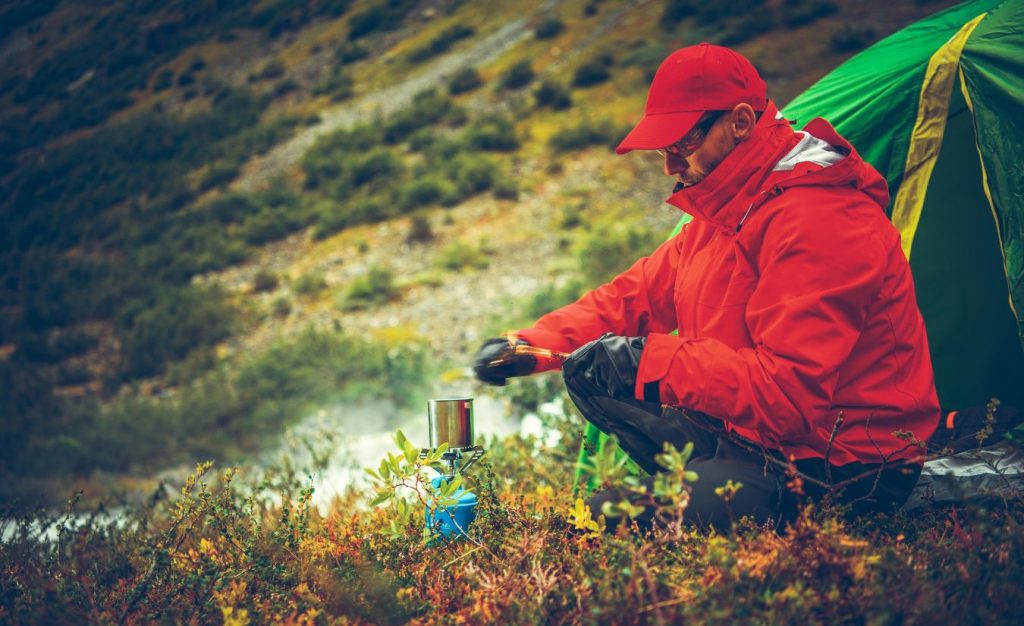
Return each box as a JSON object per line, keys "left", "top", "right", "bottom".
{"left": 515, "top": 231, "right": 685, "bottom": 369}
{"left": 636, "top": 193, "right": 887, "bottom": 444}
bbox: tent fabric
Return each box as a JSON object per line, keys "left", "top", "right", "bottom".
{"left": 575, "top": 0, "right": 1024, "bottom": 492}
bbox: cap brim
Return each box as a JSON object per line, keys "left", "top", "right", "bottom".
{"left": 614, "top": 110, "right": 704, "bottom": 155}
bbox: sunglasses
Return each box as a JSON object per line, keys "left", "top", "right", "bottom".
{"left": 655, "top": 111, "right": 727, "bottom": 158}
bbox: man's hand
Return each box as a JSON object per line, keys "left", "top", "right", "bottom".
{"left": 473, "top": 338, "right": 537, "bottom": 386}
{"left": 562, "top": 334, "right": 658, "bottom": 402}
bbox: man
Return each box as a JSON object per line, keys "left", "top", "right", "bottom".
{"left": 474, "top": 43, "right": 940, "bottom": 530}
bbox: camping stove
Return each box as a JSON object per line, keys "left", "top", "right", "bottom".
{"left": 420, "top": 398, "right": 483, "bottom": 539}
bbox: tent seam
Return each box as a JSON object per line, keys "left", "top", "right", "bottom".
{"left": 957, "top": 63, "right": 1021, "bottom": 325}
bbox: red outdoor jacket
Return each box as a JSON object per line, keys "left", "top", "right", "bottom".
{"left": 518, "top": 103, "right": 940, "bottom": 465}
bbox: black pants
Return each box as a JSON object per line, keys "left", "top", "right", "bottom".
{"left": 566, "top": 380, "right": 921, "bottom": 532}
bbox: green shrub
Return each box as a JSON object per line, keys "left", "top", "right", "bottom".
{"left": 399, "top": 176, "right": 459, "bottom": 211}
{"left": 251, "top": 270, "right": 279, "bottom": 293}
{"left": 830, "top": 24, "right": 876, "bottom": 52}
{"left": 621, "top": 43, "right": 669, "bottom": 80}
{"left": 437, "top": 240, "right": 490, "bottom": 271}
{"left": 56, "top": 364, "right": 93, "bottom": 386}
{"left": 199, "top": 160, "right": 242, "bottom": 191}
{"left": 492, "top": 177, "right": 519, "bottom": 200}
{"left": 116, "top": 284, "right": 235, "bottom": 379}
{"left": 660, "top": 0, "right": 697, "bottom": 29}
{"left": 524, "top": 278, "right": 586, "bottom": 320}
{"left": 407, "top": 128, "right": 436, "bottom": 152}
{"left": 783, "top": 0, "right": 837, "bottom": 27}
{"left": 348, "top": 0, "right": 416, "bottom": 40}
{"left": 272, "top": 296, "right": 292, "bottom": 317}
{"left": 0, "top": 0, "right": 60, "bottom": 42}
{"left": 349, "top": 148, "right": 405, "bottom": 188}
{"left": 339, "top": 266, "right": 399, "bottom": 310}
{"left": 153, "top": 69, "right": 174, "bottom": 91}
{"left": 697, "top": 0, "right": 765, "bottom": 24}
{"left": 464, "top": 114, "right": 519, "bottom": 151}
{"left": 238, "top": 189, "right": 309, "bottom": 246}
{"left": 578, "top": 222, "right": 662, "bottom": 285}
{"left": 335, "top": 41, "right": 370, "bottom": 64}
{"left": 54, "top": 330, "right": 99, "bottom": 357}
{"left": 549, "top": 118, "right": 624, "bottom": 152}
{"left": 721, "top": 14, "right": 775, "bottom": 45}
{"left": 313, "top": 198, "right": 393, "bottom": 239}
{"left": 407, "top": 24, "right": 475, "bottom": 63}
{"left": 448, "top": 67, "right": 483, "bottom": 95}
{"left": 383, "top": 89, "right": 461, "bottom": 143}
{"left": 572, "top": 55, "right": 614, "bottom": 88}
{"left": 498, "top": 60, "right": 535, "bottom": 90}
{"left": 534, "top": 17, "right": 565, "bottom": 39}
{"left": 452, "top": 155, "right": 495, "bottom": 195}
{"left": 534, "top": 80, "right": 572, "bottom": 110}
{"left": 314, "top": 68, "right": 354, "bottom": 101}
{"left": 293, "top": 271, "right": 327, "bottom": 296}
{"left": 406, "top": 214, "right": 434, "bottom": 243}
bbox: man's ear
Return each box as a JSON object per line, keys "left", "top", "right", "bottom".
{"left": 730, "top": 103, "right": 757, "bottom": 142}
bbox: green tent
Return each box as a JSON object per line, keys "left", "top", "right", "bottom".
{"left": 576, "top": 0, "right": 1024, "bottom": 488}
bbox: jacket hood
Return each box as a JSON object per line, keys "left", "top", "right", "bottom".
{"left": 666, "top": 102, "right": 890, "bottom": 231}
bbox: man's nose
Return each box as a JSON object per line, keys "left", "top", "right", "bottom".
{"left": 663, "top": 152, "right": 688, "bottom": 176}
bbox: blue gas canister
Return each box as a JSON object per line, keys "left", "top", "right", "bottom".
{"left": 426, "top": 476, "right": 478, "bottom": 539}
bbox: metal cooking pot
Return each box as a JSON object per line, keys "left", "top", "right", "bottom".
{"left": 427, "top": 398, "right": 474, "bottom": 449}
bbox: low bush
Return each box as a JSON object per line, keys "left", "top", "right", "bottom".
{"left": 399, "top": 176, "right": 459, "bottom": 210}
{"left": 314, "top": 68, "right": 354, "bottom": 101}
{"left": 437, "top": 240, "right": 490, "bottom": 271}
{"left": 407, "top": 23, "right": 475, "bottom": 63}
{"left": 54, "top": 330, "right": 99, "bottom": 357}
{"left": 335, "top": 41, "right": 369, "bottom": 64}
{"left": 660, "top": 0, "right": 697, "bottom": 29}
{"left": 578, "top": 221, "right": 662, "bottom": 286}
{"left": 549, "top": 118, "right": 624, "bottom": 152}
{"left": 4, "top": 427, "right": 1023, "bottom": 624}
{"left": 251, "top": 269, "right": 279, "bottom": 293}
{"left": 571, "top": 55, "right": 614, "bottom": 88}
{"left": 831, "top": 24, "right": 877, "bottom": 52}
{"left": 524, "top": 277, "right": 587, "bottom": 320}
{"left": 783, "top": 0, "right": 838, "bottom": 28}
{"left": 198, "top": 159, "right": 242, "bottom": 191}
{"left": 339, "top": 266, "right": 399, "bottom": 310}
{"left": 448, "top": 67, "right": 483, "bottom": 95}
{"left": 534, "top": 17, "right": 565, "bottom": 39}
{"left": 56, "top": 363, "right": 94, "bottom": 386}
{"left": 406, "top": 214, "right": 434, "bottom": 243}
{"left": 621, "top": 42, "right": 669, "bottom": 80}
{"left": 721, "top": 14, "right": 775, "bottom": 45}
{"left": 534, "top": 80, "right": 572, "bottom": 110}
{"left": 463, "top": 114, "right": 519, "bottom": 151}
{"left": 314, "top": 198, "right": 394, "bottom": 239}
{"left": 272, "top": 296, "right": 292, "bottom": 317}
{"left": 116, "top": 284, "right": 235, "bottom": 380}
{"left": 499, "top": 59, "right": 534, "bottom": 90}
{"left": 348, "top": 0, "right": 416, "bottom": 40}
{"left": 254, "top": 58, "right": 286, "bottom": 81}
{"left": 383, "top": 89, "right": 462, "bottom": 144}
{"left": 492, "top": 177, "right": 519, "bottom": 200}
{"left": 292, "top": 271, "right": 328, "bottom": 297}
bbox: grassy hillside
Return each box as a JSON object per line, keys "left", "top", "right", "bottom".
{"left": 0, "top": 0, "right": 962, "bottom": 503}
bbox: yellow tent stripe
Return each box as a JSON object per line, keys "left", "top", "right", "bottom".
{"left": 958, "top": 64, "right": 1021, "bottom": 323}
{"left": 891, "top": 12, "right": 987, "bottom": 260}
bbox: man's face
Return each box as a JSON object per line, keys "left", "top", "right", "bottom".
{"left": 661, "top": 105, "right": 755, "bottom": 188}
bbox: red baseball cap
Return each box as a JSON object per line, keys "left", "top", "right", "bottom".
{"left": 615, "top": 43, "right": 768, "bottom": 155}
